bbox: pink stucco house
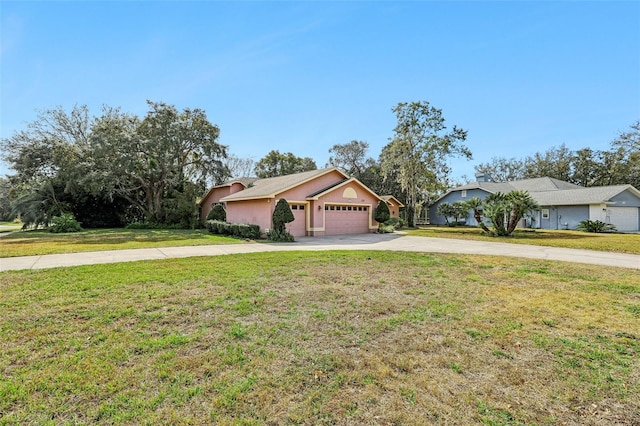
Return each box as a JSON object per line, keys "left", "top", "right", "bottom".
{"left": 200, "top": 168, "right": 403, "bottom": 237}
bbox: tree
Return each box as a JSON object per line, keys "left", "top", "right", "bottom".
{"left": 272, "top": 198, "right": 295, "bottom": 234}
{"left": 464, "top": 196, "right": 491, "bottom": 233}
{"left": 571, "top": 148, "right": 601, "bottom": 187}
{"left": 374, "top": 199, "right": 390, "bottom": 230}
{"left": 504, "top": 190, "right": 539, "bottom": 233}
{"left": 1, "top": 105, "right": 93, "bottom": 227}
{"left": 474, "top": 157, "right": 526, "bottom": 182}
{"left": 609, "top": 121, "right": 640, "bottom": 189}
{"left": 224, "top": 154, "right": 256, "bottom": 179}
{"left": 88, "top": 101, "right": 228, "bottom": 224}
{"left": 381, "top": 101, "right": 471, "bottom": 227}
{"left": 326, "top": 140, "right": 371, "bottom": 177}
{"left": 207, "top": 204, "right": 226, "bottom": 222}
{"left": 2, "top": 102, "right": 229, "bottom": 228}
{"left": 435, "top": 201, "right": 468, "bottom": 226}
{"left": 436, "top": 202, "right": 455, "bottom": 226}
{"left": 254, "top": 150, "right": 317, "bottom": 178}
{"left": 480, "top": 191, "right": 539, "bottom": 236}
{"left": 1, "top": 105, "right": 91, "bottom": 187}
{"left": 0, "top": 178, "right": 16, "bottom": 221}
{"left": 523, "top": 144, "right": 573, "bottom": 182}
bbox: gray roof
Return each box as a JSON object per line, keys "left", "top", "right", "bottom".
{"left": 454, "top": 181, "right": 515, "bottom": 194}
{"left": 531, "top": 185, "right": 638, "bottom": 206}
{"left": 454, "top": 177, "right": 582, "bottom": 195}
{"left": 438, "top": 177, "right": 640, "bottom": 206}
{"left": 509, "top": 177, "right": 583, "bottom": 191}
{"left": 220, "top": 168, "right": 348, "bottom": 202}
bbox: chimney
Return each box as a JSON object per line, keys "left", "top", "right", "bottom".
{"left": 475, "top": 172, "right": 489, "bottom": 182}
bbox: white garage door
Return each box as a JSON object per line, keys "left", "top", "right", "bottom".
{"left": 324, "top": 205, "right": 371, "bottom": 235}
{"left": 608, "top": 207, "right": 639, "bottom": 232}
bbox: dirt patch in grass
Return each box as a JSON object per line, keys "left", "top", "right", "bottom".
{"left": 1, "top": 251, "right": 638, "bottom": 424}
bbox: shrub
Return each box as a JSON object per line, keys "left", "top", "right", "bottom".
{"left": 385, "top": 216, "right": 406, "bottom": 229}
{"left": 206, "top": 204, "right": 226, "bottom": 222}
{"left": 378, "top": 224, "right": 395, "bottom": 234}
{"left": 374, "top": 200, "right": 390, "bottom": 227}
{"left": 205, "top": 220, "right": 260, "bottom": 239}
{"left": 272, "top": 199, "right": 294, "bottom": 233}
{"left": 266, "top": 228, "right": 295, "bottom": 242}
{"left": 577, "top": 219, "right": 617, "bottom": 233}
{"left": 125, "top": 222, "right": 183, "bottom": 230}
{"left": 49, "top": 213, "right": 82, "bottom": 233}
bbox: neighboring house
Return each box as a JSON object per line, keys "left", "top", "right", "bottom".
{"left": 429, "top": 173, "right": 640, "bottom": 232}
{"left": 200, "top": 168, "right": 404, "bottom": 237}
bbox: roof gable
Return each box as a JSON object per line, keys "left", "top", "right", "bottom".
{"left": 381, "top": 195, "right": 405, "bottom": 207}
{"left": 199, "top": 178, "right": 258, "bottom": 206}
{"left": 220, "top": 168, "right": 349, "bottom": 202}
{"left": 306, "top": 177, "right": 382, "bottom": 201}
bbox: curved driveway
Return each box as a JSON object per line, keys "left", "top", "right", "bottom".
{"left": 1, "top": 233, "right": 639, "bottom": 272}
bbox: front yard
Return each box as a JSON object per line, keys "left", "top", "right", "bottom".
{"left": 1, "top": 251, "right": 638, "bottom": 424}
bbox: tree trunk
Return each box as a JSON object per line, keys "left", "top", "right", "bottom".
{"left": 472, "top": 209, "right": 491, "bottom": 234}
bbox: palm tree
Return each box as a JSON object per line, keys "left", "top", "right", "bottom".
{"left": 464, "top": 196, "right": 491, "bottom": 234}
{"left": 505, "top": 190, "right": 539, "bottom": 234}
{"left": 436, "top": 202, "right": 454, "bottom": 226}
{"left": 481, "top": 193, "right": 509, "bottom": 236}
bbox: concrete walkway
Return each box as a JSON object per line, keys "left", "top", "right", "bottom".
{"left": 2, "top": 233, "right": 639, "bottom": 272}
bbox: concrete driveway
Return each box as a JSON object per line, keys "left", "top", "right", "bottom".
{"left": 1, "top": 233, "right": 639, "bottom": 272}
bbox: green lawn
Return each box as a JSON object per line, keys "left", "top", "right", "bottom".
{"left": 0, "top": 221, "right": 21, "bottom": 233}
{"left": 1, "top": 251, "right": 638, "bottom": 425}
{"left": 0, "top": 228, "right": 243, "bottom": 257}
{"left": 407, "top": 226, "right": 640, "bottom": 255}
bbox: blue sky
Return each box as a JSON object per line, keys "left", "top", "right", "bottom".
{"left": 2, "top": 1, "right": 639, "bottom": 181}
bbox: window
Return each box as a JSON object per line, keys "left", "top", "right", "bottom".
{"left": 541, "top": 209, "right": 550, "bottom": 219}
{"left": 291, "top": 205, "right": 298, "bottom": 210}
{"left": 461, "top": 190, "right": 467, "bottom": 198}
{"left": 330, "top": 206, "right": 335, "bottom": 211}
{"left": 299, "top": 205, "right": 304, "bottom": 210}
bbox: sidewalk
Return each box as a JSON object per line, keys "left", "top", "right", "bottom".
{"left": 2, "top": 234, "right": 639, "bottom": 272}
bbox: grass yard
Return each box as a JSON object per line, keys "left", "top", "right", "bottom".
{"left": 407, "top": 226, "right": 640, "bottom": 255}
{"left": 1, "top": 251, "right": 638, "bottom": 425}
{"left": 0, "top": 222, "right": 21, "bottom": 233}
{"left": 0, "top": 228, "right": 243, "bottom": 257}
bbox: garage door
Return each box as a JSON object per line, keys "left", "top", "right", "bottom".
{"left": 286, "top": 204, "right": 307, "bottom": 237}
{"left": 608, "top": 207, "right": 639, "bottom": 232}
{"left": 324, "top": 205, "right": 371, "bottom": 235}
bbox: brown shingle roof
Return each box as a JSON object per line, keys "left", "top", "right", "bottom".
{"left": 220, "top": 168, "right": 348, "bottom": 202}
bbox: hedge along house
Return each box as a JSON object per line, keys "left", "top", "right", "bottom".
{"left": 428, "top": 173, "right": 640, "bottom": 232}
{"left": 200, "top": 168, "right": 403, "bottom": 237}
